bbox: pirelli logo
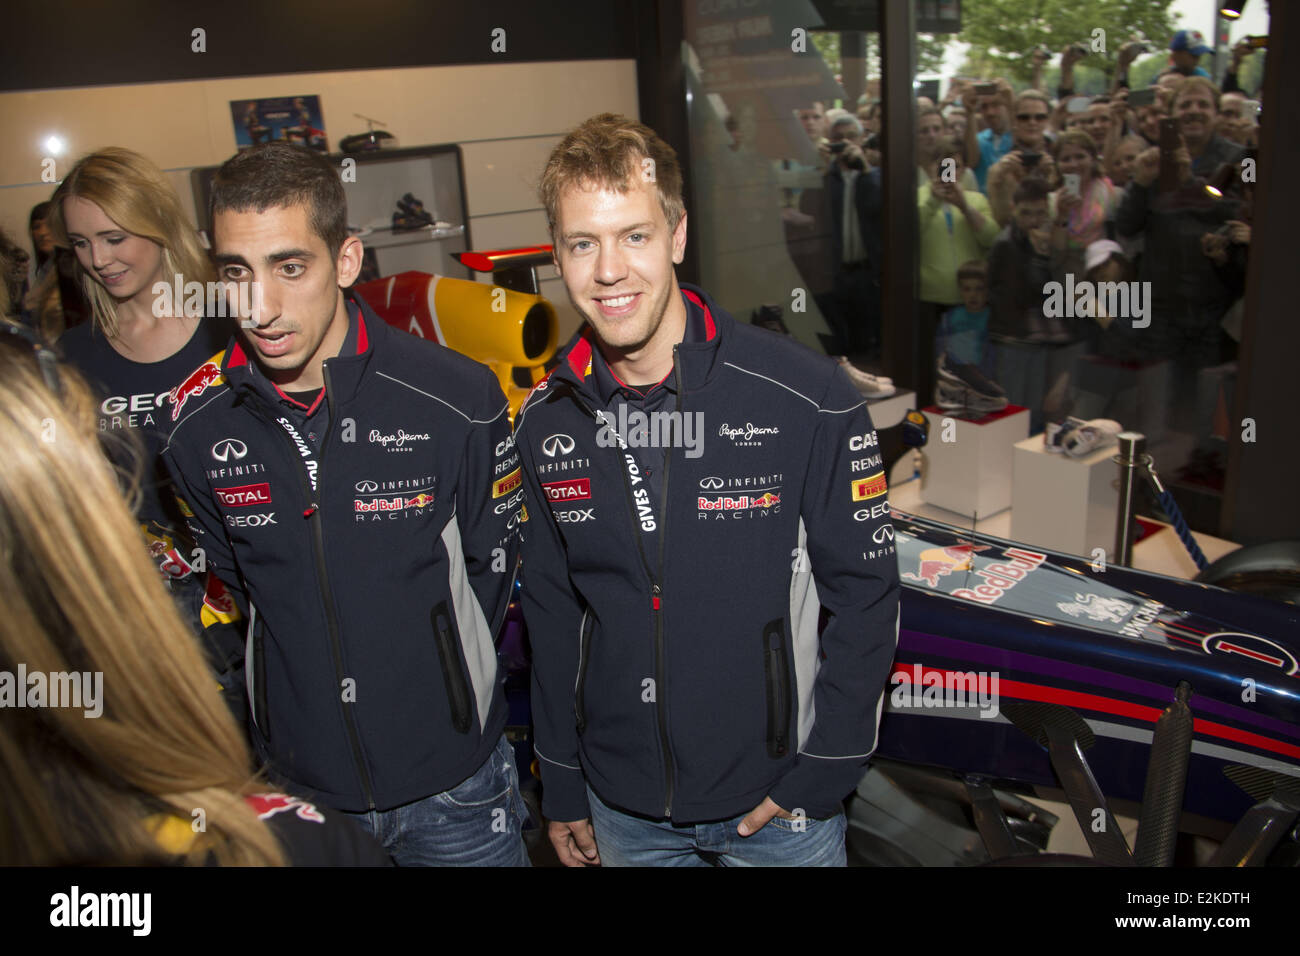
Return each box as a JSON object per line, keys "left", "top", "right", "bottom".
{"left": 493, "top": 467, "right": 523, "bottom": 498}
{"left": 851, "top": 473, "right": 887, "bottom": 502}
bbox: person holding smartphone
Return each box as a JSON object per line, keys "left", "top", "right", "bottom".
{"left": 1050, "top": 130, "right": 1120, "bottom": 280}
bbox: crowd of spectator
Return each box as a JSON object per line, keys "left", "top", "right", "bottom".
{"left": 779, "top": 30, "right": 1259, "bottom": 477}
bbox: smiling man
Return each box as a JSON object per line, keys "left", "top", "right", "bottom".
{"left": 161, "top": 143, "right": 527, "bottom": 866}
{"left": 515, "top": 114, "right": 900, "bottom": 867}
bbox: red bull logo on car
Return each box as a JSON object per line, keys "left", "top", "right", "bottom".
{"left": 951, "top": 548, "right": 1047, "bottom": 604}
{"left": 901, "top": 544, "right": 992, "bottom": 587}
{"left": 168, "top": 356, "right": 225, "bottom": 421}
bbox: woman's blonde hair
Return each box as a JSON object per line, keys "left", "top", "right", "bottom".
{"left": 0, "top": 331, "right": 283, "bottom": 866}
{"left": 46, "top": 148, "right": 213, "bottom": 339}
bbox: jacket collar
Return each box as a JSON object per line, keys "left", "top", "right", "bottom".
{"left": 550, "top": 283, "right": 729, "bottom": 402}
{"left": 221, "top": 292, "right": 381, "bottom": 407}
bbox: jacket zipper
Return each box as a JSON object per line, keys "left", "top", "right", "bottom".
{"left": 651, "top": 348, "right": 682, "bottom": 816}
{"left": 256, "top": 363, "right": 378, "bottom": 811}
{"left": 764, "top": 621, "right": 790, "bottom": 758}
{"left": 432, "top": 602, "right": 473, "bottom": 733}
{"left": 568, "top": 345, "right": 682, "bottom": 816}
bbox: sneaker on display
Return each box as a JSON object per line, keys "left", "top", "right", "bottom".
{"left": 1043, "top": 416, "right": 1084, "bottom": 453}
{"left": 836, "top": 356, "right": 896, "bottom": 397}
{"left": 1060, "top": 418, "right": 1123, "bottom": 458}
{"left": 935, "top": 353, "right": 1008, "bottom": 413}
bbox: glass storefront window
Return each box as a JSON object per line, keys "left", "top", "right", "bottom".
{"left": 911, "top": 4, "right": 1267, "bottom": 537}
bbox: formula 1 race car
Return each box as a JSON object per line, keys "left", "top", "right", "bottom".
{"left": 856, "top": 508, "right": 1300, "bottom": 866}
{"left": 359, "top": 257, "right": 1300, "bottom": 866}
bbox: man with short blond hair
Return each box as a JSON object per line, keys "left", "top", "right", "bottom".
{"left": 518, "top": 113, "right": 899, "bottom": 867}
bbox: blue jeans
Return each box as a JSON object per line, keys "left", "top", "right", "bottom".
{"left": 587, "top": 785, "right": 846, "bottom": 867}
{"left": 343, "top": 734, "right": 530, "bottom": 866}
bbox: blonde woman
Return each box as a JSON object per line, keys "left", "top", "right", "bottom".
{"left": 48, "top": 148, "right": 237, "bottom": 633}
{"left": 0, "top": 325, "right": 388, "bottom": 866}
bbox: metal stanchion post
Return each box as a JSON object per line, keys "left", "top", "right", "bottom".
{"left": 1114, "top": 431, "right": 1146, "bottom": 567}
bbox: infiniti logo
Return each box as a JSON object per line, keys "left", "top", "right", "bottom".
{"left": 873, "top": 525, "right": 895, "bottom": 543}
{"left": 211, "top": 438, "right": 248, "bottom": 462}
{"left": 541, "top": 434, "right": 576, "bottom": 458}
{"left": 355, "top": 480, "right": 379, "bottom": 493}
{"left": 699, "top": 476, "right": 724, "bottom": 490}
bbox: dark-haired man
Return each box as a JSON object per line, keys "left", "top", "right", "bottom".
{"left": 162, "top": 143, "right": 526, "bottom": 866}
{"left": 517, "top": 114, "right": 899, "bottom": 867}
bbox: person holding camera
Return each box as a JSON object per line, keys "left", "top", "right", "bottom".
{"left": 823, "top": 114, "right": 883, "bottom": 354}
{"left": 986, "top": 90, "right": 1059, "bottom": 228}
{"left": 917, "top": 137, "right": 999, "bottom": 403}
{"left": 961, "top": 78, "right": 1014, "bottom": 192}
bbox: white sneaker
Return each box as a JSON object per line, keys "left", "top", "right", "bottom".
{"left": 836, "top": 356, "right": 896, "bottom": 397}
{"left": 1061, "top": 418, "right": 1123, "bottom": 458}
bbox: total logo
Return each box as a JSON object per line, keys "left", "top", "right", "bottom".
{"left": 215, "top": 482, "right": 272, "bottom": 508}
{"left": 543, "top": 478, "right": 591, "bottom": 502}
{"left": 541, "top": 433, "right": 576, "bottom": 458}
{"left": 226, "top": 512, "right": 276, "bottom": 528}
{"left": 211, "top": 438, "right": 249, "bottom": 462}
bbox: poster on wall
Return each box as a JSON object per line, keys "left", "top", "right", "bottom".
{"left": 230, "top": 95, "right": 327, "bottom": 152}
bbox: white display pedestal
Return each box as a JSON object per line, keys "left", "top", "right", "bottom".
{"left": 920, "top": 405, "right": 1029, "bottom": 519}
{"left": 865, "top": 389, "right": 916, "bottom": 429}
{"left": 1011, "top": 433, "right": 1119, "bottom": 560}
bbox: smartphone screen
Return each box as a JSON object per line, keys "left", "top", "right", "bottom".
{"left": 1127, "top": 88, "right": 1157, "bottom": 109}
{"left": 1063, "top": 173, "right": 1081, "bottom": 198}
{"left": 1067, "top": 96, "right": 1092, "bottom": 114}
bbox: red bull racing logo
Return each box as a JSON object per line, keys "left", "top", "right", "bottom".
{"left": 355, "top": 493, "right": 435, "bottom": 513}
{"left": 245, "top": 793, "right": 326, "bottom": 824}
{"left": 167, "top": 357, "right": 225, "bottom": 421}
{"left": 698, "top": 492, "right": 781, "bottom": 512}
{"left": 901, "top": 543, "right": 992, "bottom": 587}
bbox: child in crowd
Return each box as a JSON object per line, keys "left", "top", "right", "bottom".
{"left": 936, "top": 260, "right": 992, "bottom": 376}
